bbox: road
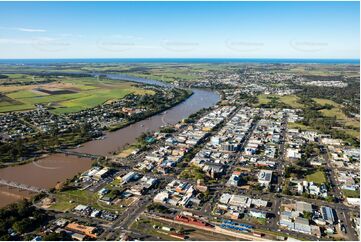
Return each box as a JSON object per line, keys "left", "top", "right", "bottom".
{"left": 45, "top": 106, "right": 359, "bottom": 241}
{"left": 99, "top": 196, "right": 153, "bottom": 240}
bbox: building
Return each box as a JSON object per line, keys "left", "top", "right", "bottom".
{"left": 222, "top": 142, "right": 238, "bottom": 152}
{"left": 93, "top": 167, "right": 110, "bottom": 180}
{"left": 280, "top": 211, "right": 295, "bottom": 229}
{"left": 74, "top": 204, "right": 88, "bottom": 212}
{"left": 219, "top": 193, "right": 253, "bottom": 208}
{"left": 294, "top": 217, "right": 311, "bottom": 234}
{"left": 258, "top": 170, "right": 273, "bottom": 187}
{"left": 228, "top": 194, "right": 252, "bottom": 208}
{"left": 219, "top": 193, "right": 232, "bottom": 204}
{"left": 296, "top": 201, "right": 313, "bottom": 213}
{"left": 211, "top": 136, "right": 220, "bottom": 145}
{"left": 153, "top": 191, "right": 169, "bottom": 204}
{"left": 280, "top": 218, "right": 295, "bottom": 230}
{"left": 309, "top": 182, "right": 328, "bottom": 197}
{"left": 250, "top": 210, "right": 267, "bottom": 219}
{"left": 321, "top": 206, "right": 336, "bottom": 224}
{"left": 65, "top": 223, "right": 97, "bottom": 239}
{"left": 286, "top": 148, "right": 302, "bottom": 160}
{"left": 251, "top": 199, "right": 268, "bottom": 208}
{"left": 121, "top": 171, "right": 139, "bottom": 184}
{"left": 226, "top": 171, "right": 241, "bottom": 187}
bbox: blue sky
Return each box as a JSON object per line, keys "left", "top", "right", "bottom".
{"left": 0, "top": 1, "right": 359, "bottom": 59}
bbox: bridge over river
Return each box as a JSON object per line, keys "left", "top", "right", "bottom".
{"left": 55, "top": 149, "right": 104, "bottom": 160}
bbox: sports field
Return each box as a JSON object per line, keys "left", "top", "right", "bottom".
{"left": 0, "top": 75, "right": 154, "bottom": 113}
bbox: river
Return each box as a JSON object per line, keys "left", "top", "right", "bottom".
{"left": 0, "top": 74, "right": 220, "bottom": 207}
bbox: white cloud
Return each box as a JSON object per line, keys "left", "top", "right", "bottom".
{"left": 0, "top": 38, "right": 34, "bottom": 44}
{"left": 0, "top": 37, "right": 56, "bottom": 45}
{"left": 0, "top": 26, "right": 47, "bottom": 33}
{"left": 17, "top": 27, "right": 47, "bottom": 33}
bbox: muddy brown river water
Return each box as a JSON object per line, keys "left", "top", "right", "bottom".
{"left": 0, "top": 74, "right": 220, "bottom": 207}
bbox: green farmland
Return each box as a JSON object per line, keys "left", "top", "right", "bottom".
{"left": 0, "top": 75, "right": 154, "bottom": 113}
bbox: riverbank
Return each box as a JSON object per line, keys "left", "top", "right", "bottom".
{"left": 72, "top": 88, "right": 220, "bottom": 156}
{"left": 0, "top": 153, "right": 94, "bottom": 208}
{"left": 108, "top": 88, "right": 193, "bottom": 132}
{"left": 0, "top": 74, "right": 220, "bottom": 207}
{"left": 0, "top": 86, "right": 192, "bottom": 168}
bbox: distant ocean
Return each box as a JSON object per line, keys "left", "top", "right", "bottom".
{"left": 0, "top": 58, "right": 359, "bottom": 65}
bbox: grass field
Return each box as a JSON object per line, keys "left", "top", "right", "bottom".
{"left": 287, "top": 122, "right": 315, "bottom": 131}
{"left": 0, "top": 75, "right": 154, "bottom": 113}
{"left": 50, "top": 189, "right": 124, "bottom": 213}
{"left": 305, "top": 170, "right": 327, "bottom": 184}
{"left": 257, "top": 94, "right": 272, "bottom": 105}
{"left": 313, "top": 98, "right": 359, "bottom": 127}
{"left": 257, "top": 94, "right": 304, "bottom": 109}
{"left": 313, "top": 98, "right": 360, "bottom": 138}
{"left": 278, "top": 95, "right": 304, "bottom": 109}
{"left": 277, "top": 97, "right": 360, "bottom": 141}
{"left": 341, "top": 189, "right": 360, "bottom": 198}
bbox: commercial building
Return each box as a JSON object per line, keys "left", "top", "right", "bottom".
{"left": 294, "top": 217, "right": 312, "bottom": 234}
{"left": 65, "top": 223, "right": 97, "bottom": 239}
{"left": 321, "top": 206, "right": 336, "bottom": 224}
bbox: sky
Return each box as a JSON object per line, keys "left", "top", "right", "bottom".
{"left": 0, "top": 1, "right": 359, "bottom": 59}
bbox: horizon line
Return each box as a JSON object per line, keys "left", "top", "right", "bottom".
{"left": 0, "top": 57, "right": 359, "bottom": 61}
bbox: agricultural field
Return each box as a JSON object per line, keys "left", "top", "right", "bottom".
{"left": 0, "top": 73, "right": 44, "bottom": 84}
{"left": 0, "top": 63, "right": 206, "bottom": 84}
{"left": 76, "top": 63, "right": 228, "bottom": 83}
{"left": 0, "top": 75, "right": 154, "bottom": 113}
{"left": 121, "top": 65, "right": 203, "bottom": 83}
{"left": 287, "top": 64, "right": 360, "bottom": 77}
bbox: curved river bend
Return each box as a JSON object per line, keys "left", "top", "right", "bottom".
{"left": 74, "top": 74, "right": 220, "bottom": 155}
{"left": 0, "top": 74, "right": 220, "bottom": 207}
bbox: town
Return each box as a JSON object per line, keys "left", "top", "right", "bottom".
{"left": 0, "top": 64, "right": 358, "bottom": 241}
{"left": 2, "top": 0, "right": 361, "bottom": 241}
{"left": 0, "top": 63, "right": 360, "bottom": 242}
{"left": 0, "top": 83, "right": 191, "bottom": 164}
